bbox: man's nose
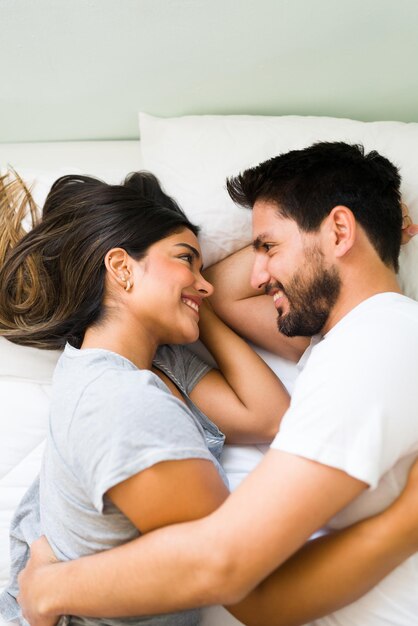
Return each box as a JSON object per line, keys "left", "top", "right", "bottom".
{"left": 250, "top": 254, "right": 270, "bottom": 290}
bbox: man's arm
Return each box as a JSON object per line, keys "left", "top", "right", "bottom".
{"left": 18, "top": 453, "right": 418, "bottom": 626}
{"left": 205, "top": 246, "right": 309, "bottom": 362}
{"left": 228, "top": 465, "right": 418, "bottom": 626}
{"left": 19, "top": 450, "right": 367, "bottom": 619}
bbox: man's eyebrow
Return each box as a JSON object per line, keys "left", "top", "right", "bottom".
{"left": 174, "top": 243, "right": 204, "bottom": 270}
{"left": 252, "top": 234, "right": 271, "bottom": 250}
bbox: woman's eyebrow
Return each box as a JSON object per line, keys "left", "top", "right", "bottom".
{"left": 174, "top": 243, "right": 201, "bottom": 259}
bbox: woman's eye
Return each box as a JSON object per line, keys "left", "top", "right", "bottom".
{"left": 263, "top": 243, "right": 274, "bottom": 252}
{"left": 179, "top": 254, "right": 193, "bottom": 264}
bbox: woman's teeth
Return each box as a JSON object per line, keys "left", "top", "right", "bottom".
{"left": 182, "top": 297, "right": 199, "bottom": 312}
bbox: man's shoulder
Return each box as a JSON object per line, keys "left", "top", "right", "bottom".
{"left": 325, "top": 293, "right": 418, "bottom": 347}
{"left": 299, "top": 293, "right": 418, "bottom": 386}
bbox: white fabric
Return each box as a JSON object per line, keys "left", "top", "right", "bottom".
{"left": 139, "top": 113, "right": 418, "bottom": 300}
{"left": 272, "top": 293, "right": 418, "bottom": 626}
{"left": 0, "top": 337, "right": 60, "bottom": 591}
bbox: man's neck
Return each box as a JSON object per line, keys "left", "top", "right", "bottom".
{"left": 322, "top": 266, "right": 401, "bottom": 335}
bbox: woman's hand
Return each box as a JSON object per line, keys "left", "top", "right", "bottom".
{"left": 17, "top": 536, "right": 60, "bottom": 626}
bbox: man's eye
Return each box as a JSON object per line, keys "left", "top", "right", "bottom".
{"left": 263, "top": 243, "right": 274, "bottom": 252}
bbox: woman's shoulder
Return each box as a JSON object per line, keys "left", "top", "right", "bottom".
{"left": 66, "top": 364, "right": 209, "bottom": 453}
{"left": 52, "top": 345, "right": 168, "bottom": 420}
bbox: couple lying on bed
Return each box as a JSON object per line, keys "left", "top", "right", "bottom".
{"left": 1, "top": 141, "right": 418, "bottom": 626}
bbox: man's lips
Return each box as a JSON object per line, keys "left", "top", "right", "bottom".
{"left": 273, "top": 290, "right": 286, "bottom": 310}
{"left": 273, "top": 291, "right": 284, "bottom": 309}
{"left": 265, "top": 285, "right": 287, "bottom": 310}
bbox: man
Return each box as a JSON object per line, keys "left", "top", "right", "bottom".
{"left": 17, "top": 142, "right": 418, "bottom": 625}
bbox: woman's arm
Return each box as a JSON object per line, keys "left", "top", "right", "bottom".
{"left": 107, "top": 457, "right": 228, "bottom": 533}
{"left": 204, "top": 246, "right": 309, "bottom": 362}
{"left": 190, "top": 302, "right": 289, "bottom": 443}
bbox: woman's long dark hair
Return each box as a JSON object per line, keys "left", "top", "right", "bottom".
{"left": 0, "top": 170, "right": 199, "bottom": 350}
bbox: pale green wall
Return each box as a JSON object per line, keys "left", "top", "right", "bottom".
{"left": 1, "top": 0, "right": 418, "bottom": 142}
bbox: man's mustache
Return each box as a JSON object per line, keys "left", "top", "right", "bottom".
{"left": 265, "top": 282, "right": 286, "bottom": 296}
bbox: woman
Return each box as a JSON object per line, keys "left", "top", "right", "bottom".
{"left": 1, "top": 170, "right": 418, "bottom": 626}
{"left": 0, "top": 169, "right": 289, "bottom": 626}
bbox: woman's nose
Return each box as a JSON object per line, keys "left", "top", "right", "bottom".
{"left": 197, "top": 274, "right": 214, "bottom": 297}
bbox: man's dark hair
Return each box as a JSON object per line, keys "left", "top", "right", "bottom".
{"left": 227, "top": 142, "right": 402, "bottom": 271}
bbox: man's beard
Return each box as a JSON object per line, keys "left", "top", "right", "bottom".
{"left": 272, "top": 248, "right": 341, "bottom": 337}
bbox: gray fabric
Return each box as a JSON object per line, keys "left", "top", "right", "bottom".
{"left": 0, "top": 343, "right": 227, "bottom": 626}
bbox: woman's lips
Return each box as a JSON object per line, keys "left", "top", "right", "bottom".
{"left": 181, "top": 297, "right": 200, "bottom": 314}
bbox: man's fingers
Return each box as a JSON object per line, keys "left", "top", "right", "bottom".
{"left": 31, "top": 535, "right": 58, "bottom": 564}
{"left": 401, "top": 223, "right": 418, "bottom": 245}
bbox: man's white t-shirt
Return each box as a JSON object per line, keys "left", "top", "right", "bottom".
{"left": 271, "top": 292, "right": 418, "bottom": 626}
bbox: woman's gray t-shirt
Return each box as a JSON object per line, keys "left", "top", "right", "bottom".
{"left": 1, "top": 343, "right": 226, "bottom": 626}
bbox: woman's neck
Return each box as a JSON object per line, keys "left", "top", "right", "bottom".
{"left": 81, "top": 318, "right": 158, "bottom": 370}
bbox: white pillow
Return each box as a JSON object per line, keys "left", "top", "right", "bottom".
{"left": 139, "top": 113, "right": 418, "bottom": 301}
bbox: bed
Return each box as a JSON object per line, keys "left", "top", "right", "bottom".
{"left": 1, "top": 112, "right": 418, "bottom": 626}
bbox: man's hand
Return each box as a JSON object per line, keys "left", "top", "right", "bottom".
{"left": 17, "top": 536, "right": 60, "bottom": 626}
{"left": 401, "top": 203, "right": 418, "bottom": 244}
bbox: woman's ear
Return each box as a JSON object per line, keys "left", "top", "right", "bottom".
{"left": 327, "top": 206, "right": 356, "bottom": 259}
{"left": 105, "top": 248, "right": 133, "bottom": 290}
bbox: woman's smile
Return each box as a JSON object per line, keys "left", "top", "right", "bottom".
{"left": 181, "top": 295, "right": 202, "bottom": 316}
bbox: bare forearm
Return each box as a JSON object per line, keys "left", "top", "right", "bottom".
{"left": 27, "top": 452, "right": 345, "bottom": 621}
{"left": 23, "top": 452, "right": 414, "bottom": 625}
{"left": 229, "top": 502, "right": 416, "bottom": 626}
{"left": 199, "top": 304, "right": 289, "bottom": 434}
{"left": 30, "top": 518, "right": 237, "bottom": 619}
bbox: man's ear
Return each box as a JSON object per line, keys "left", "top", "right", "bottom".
{"left": 326, "top": 206, "right": 356, "bottom": 259}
